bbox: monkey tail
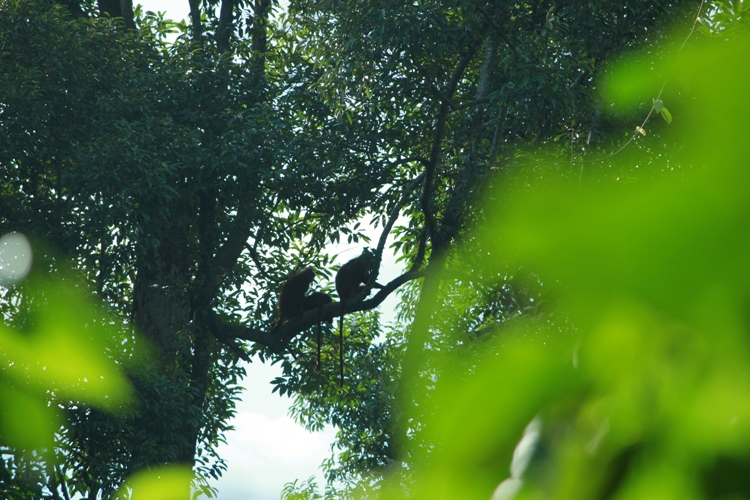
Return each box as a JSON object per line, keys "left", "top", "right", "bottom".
{"left": 339, "top": 303, "right": 344, "bottom": 388}
{"left": 316, "top": 304, "right": 322, "bottom": 372}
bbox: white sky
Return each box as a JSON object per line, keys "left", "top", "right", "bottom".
{"left": 209, "top": 359, "right": 337, "bottom": 500}
{"left": 145, "top": 0, "right": 190, "bottom": 21}
{"left": 131, "top": 5, "right": 405, "bottom": 497}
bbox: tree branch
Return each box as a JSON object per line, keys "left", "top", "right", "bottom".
{"left": 422, "top": 44, "right": 478, "bottom": 248}
{"left": 489, "top": 103, "right": 508, "bottom": 165}
{"left": 251, "top": 0, "right": 271, "bottom": 76}
{"left": 390, "top": 156, "right": 430, "bottom": 169}
{"left": 216, "top": 0, "right": 235, "bottom": 54}
{"left": 188, "top": 0, "right": 202, "bottom": 42}
{"left": 209, "top": 1, "right": 271, "bottom": 286}
{"left": 211, "top": 201, "right": 253, "bottom": 284}
{"left": 569, "top": 70, "right": 588, "bottom": 90}
{"left": 369, "top": 173, "right": 425, "bottom": 288}
{"left": 211, "top": 325, "right": 252, "bottom": 362}
{"left": 120, "top": 0, "right": 134, "bottom": 29}
{"left": 450, "top": 97, "right": 491, "bottom": 112}
{"left": 476, "top": 6, "right": 519, "bottom": 60}
{"left": 409, "top": 226, "right": 428, "bottom": 273}
{"left": 357, "top": 270, "right": 427, "bottom": 311}
{"left": 211, "top": 270, "right": 427, "bottom": 350}
{"left": 244, "top": 241, "right": 272, "bottom": 282}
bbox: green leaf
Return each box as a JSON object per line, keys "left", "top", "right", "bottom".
{"left": 661, "top": 106, "right": 673, "bottom": 124}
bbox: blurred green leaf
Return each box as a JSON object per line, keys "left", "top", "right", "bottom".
{"left": 116, "top": 465, "right": 193, "bottom": 500}
{"left": 0, "top": 383, "right": 61, "bottom": 452}
{"left": 451, "top": 29, "right": 750, "bottom": 500}
{"left": 661, "top": 106, "right": 672, "bottom": 124}
{"left": 1, "top": 281, "right": 132, "bottom": 409}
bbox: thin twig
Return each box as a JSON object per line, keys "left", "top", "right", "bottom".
{"left": 680, "top": 0, "right": 707, "bottom": 52}
{"left": 371, "top": 173, "right": 426, "bottom": 287}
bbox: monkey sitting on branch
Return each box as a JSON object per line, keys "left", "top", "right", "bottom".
{"left": 272, "top": 268, "right": 332, "bottom": 370}
{"left": 335, "top": 249, "right": 383, "bottom": 388}
{"left": 273, "top": 267, "right": 316, "bottom": 330}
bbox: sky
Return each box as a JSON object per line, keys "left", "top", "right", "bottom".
{"left": 207, "top": 360, "right": 337, "bottom": 500}
{"left": 146, "top": 0, "right": 191, "bottom": 21}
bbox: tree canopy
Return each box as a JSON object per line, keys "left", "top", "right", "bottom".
{"left": 3, "top": 0, "right": 744, "bottom": 498}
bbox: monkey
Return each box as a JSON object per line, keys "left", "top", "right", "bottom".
{"left": 334, "top": 250, "right": 383, "bottom": 387}
{"left": 301, "top": 291, "right": 333, "bottom": 371}
{"left": 335, "top": 248, "right": 384, "bottom": 304}
{"left": 301, "top": 291, "right": 334, "bottom": 318}
{"left": 273, "top": 267, "right": 315, "bottom": 329}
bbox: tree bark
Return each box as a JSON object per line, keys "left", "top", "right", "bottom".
{"left": 97, "top": 0, "right": 119, "bottom": 17}
{"left": 58, "top": 0, "right": 86, "bottom": 19}
{"left": 120, "top": 0, "right": 134, "bottom": 29}
{"left": 96, "top": 0, "right": 133, "bottom": 28}
{"left": 188, "top": 0, "right": 203, "bottom": 42}
{"left": 216, "top": 0, "right": 234, "bottom": 54}
{"left": 439, "top": 32, "right": 498, "bottom": 248}
{"left": 132, "top": 206, "right": 191, "bottom": 366}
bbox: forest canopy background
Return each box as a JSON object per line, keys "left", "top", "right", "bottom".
{"left": 2, "top": 0, "right": 750, "bottom": 499}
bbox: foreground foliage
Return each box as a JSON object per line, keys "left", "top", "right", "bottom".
{"left": 4, "top": 0, "right": 747, "bottom": 499}
{"left": 329, "top": 27, "right": 750, "bottom": 500}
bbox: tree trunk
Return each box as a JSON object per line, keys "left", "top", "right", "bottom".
{"left": 97, "top": 0, "right": 119, "bottom": 17}
{"left": 58, "top": 0, "right": 86, "bottom": 18}
{"left": 188, "top": 0, "right": 203, "bottom": 42}
{"left": 97, "top": 0, "right": 133, "bottom": 28}
{"left": 131, "top": 211, "right": 197, "bottom": 465}
{"left": 120, "top": 0, "right": 134, "bottom": 29}
{"left": 216, "top": 0, "right": 234, "bottom": 54}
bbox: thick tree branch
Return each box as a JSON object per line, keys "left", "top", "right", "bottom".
{"left": 209, "top": 313, "right": 276, "bottom": 346}
{"left": 409, "top": 227, "right": 428, "bottom": 273}
{"left": 59, "top": 0, "right": 86, "bottom": 18}
{"left": 96, "top": 0, "right": 134, "bottom": 28}
{"left": 357, "top": 270, "right": 427, "bottom": 311}
{"left": 476, "top": 6, "right": 519, "bottom": 60}
{"left": 216, "top": 0, "right": 234, "bottom": 54}
{"left": 390, "top": 156, "right": 430, "bottom": 169}
{"left": 450, "top": 97, "right": 491, "bottom": 112}
{"left": 414, "top": 68, "right": 490, "bottom": 113}
{"left": 244, "top": 241, "right": 272, "bottom": 282}
{"left": 211, "top": 324, "right": 252, "bottom": 362}
{"left": 466, "top": 32, "right": 498, "bottom": 159}
{"left": 120, "top": 0, "right": 134, "bottom": 29}
{"left": 208, "top": 0, "right": 271, "bottom": 285}
{"left": 422, "top": 44, "right": 478, "bottom": 249}
{"left": 439, "top": 33, "right": 499, "bottom": 250}
{"left": 211, "top": 201, "right": 254, "bottom": 282}
{"left": 489, "top": 103, "right": 508, "bottom": 165}
{"left": 569, "top": 70, "right": 588, "bottom": 90}
{"left": 211, "top": 270, "right": 427, "bottom": 351}
{"left": 188, "top": 0, "right": 202, "bottom": 42}
{"left": 251, "top": 0, "right": 271, "bottom": 73}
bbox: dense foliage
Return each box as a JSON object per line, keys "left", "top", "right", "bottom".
{"left": 4, "top": 0, "right": 746, "bottom": 499}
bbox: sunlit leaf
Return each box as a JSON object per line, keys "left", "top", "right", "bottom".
{"left": 0, "top": 382, "right": 61, "bottom": 452}
{"left": 0, "top": 281, "right": 133, "bottom": 409}
{"left": 116, "top": 465, "right": 193, "bottom": 500}
{"left": 661, "top": 106, "right": 672, "bottom": 124}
